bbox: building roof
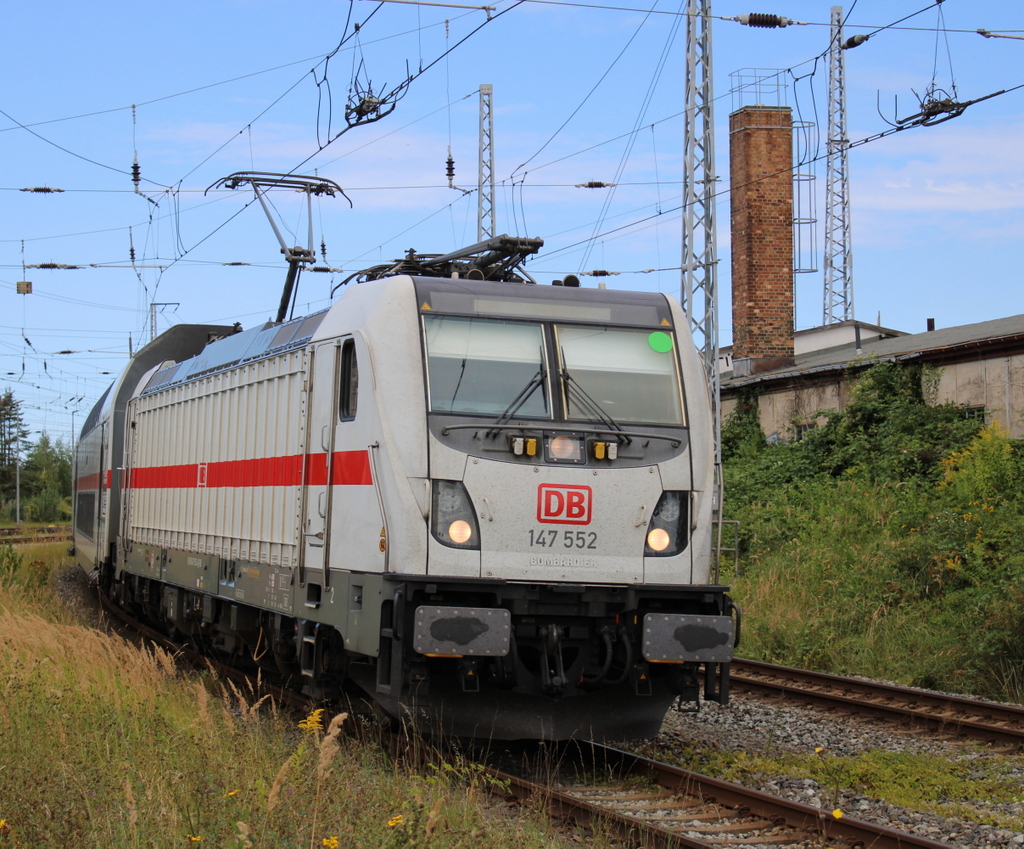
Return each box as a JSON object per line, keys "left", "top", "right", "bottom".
{"left": 722, "top": 313, "right": 1024, "bottom": 391}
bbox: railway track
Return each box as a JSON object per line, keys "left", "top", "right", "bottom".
{"left": 481, "top": 740, "right": 958, "bottom": 849}
{"left": 93, "top": 592, "right": 979, "bottom": 848}
{"left": 0, "top": 526, "right": 72, "bottom": 545}
{"left": 730, "top": 658, "right": 1024, "bottom": 752}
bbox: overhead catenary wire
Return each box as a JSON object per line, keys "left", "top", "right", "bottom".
{"left": 577, "top": 0, "right": 685, "bottom": 272}
{"left": 4, "top": 0, "right": 1022, "bottom": 440}
{"left": 0, "top": 0, "right": 967, "bottom": 266}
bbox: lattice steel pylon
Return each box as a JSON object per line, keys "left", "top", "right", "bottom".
{"left": 478, "top": 84, "right": 496, "bottom": 241}
{"left": 823, "top": 5, "right": 854, "bottom": 324}
{"left": 681, "top": 0, "right": 720, "bottom": 463}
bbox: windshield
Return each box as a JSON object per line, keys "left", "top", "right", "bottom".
{"left": 556, "top": 325, "right": 684, "bottom": 426}
{"left": 423, "top": 315, "right": 549, "bottom": 417}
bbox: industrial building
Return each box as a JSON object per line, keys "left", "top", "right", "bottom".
{"left": 721, "top": 103, "right": 1024, "bottom": 441}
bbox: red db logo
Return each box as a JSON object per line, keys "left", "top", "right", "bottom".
{"left": 537, "top": 484, "right": 593, "bottom": 525}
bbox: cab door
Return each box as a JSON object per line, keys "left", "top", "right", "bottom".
{"left": 301, "top": 340, "right": 342, "bottom": 590}
{"left": 327, "top": 335, "right": 386, "bottom": 574}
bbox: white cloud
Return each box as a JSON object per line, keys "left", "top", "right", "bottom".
{"left": 852, "top": 118, "right": 1024, "bottom": 216}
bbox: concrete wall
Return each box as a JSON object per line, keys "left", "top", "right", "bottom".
{"left": 722, "top": 379, "right": 842, "bottom": 442}
{"left": 936, "top": 355, "right": 1024, "bottom": 437}
{"left": 723, "top": 355, "right": 1024, "bottom": 442}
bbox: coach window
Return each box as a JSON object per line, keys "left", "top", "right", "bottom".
{"left": 340, "top": 339, "right": 358, "bottom": 420}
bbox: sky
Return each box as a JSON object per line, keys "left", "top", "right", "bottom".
{"left": 1, "top": 0, "right": 1022, "bottom": 444}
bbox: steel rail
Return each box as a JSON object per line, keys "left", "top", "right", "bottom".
{"left": 92, "top": 591, "right": 961, "bottom": 848}
{"left": 481, "top": 740, "right": 957, "bottom": 849}
{"left": 731, "top": 658, "right": 1024, "bottom": 752}
{"left": 0, "top": 525, "right": 71, "bottom": 536}
{"left": 3, "top": 533, "right": 73, "bottom": 545}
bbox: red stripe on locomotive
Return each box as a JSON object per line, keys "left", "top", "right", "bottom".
{"left": 124, "top": 450, "right": 372, "bottom": 488}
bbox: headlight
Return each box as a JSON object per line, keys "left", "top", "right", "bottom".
{"left": 431, "top": 480, "right": 481, "bottom": 550}
{"left": 448, "top": 520, "right": 473, "bottom": 544}
{"left": 544, "top": 432, "right": 585, "bottom": 464}
{"left": 646, "top": 527, "right": 671, "bottom": 552}
{"left": 644, "top": 491, "right": 688, "bottom": 557}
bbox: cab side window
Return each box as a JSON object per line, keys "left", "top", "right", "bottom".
{"left": 340, "top": 339, "right": 358, "bottom": 420}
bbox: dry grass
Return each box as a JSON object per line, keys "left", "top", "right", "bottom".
{"left": 0, "top": 543, "right": 597, "bottom": 848}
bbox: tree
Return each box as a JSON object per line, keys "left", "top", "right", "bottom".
{"left": 0, "top": 390, "right": 29, "bottom": 512}
{"left": 21, "top": 432, "right": 73, "bottom": 522}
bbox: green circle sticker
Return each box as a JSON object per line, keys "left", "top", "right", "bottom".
{"left": 648, "top": 331, "right": 673, "bottom": 353}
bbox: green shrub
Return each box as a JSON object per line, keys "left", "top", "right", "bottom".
{"left": 725, "top": 363, "right": 1024, "bottom": 701}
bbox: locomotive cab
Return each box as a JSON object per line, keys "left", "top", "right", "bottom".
{"left": 346, "top": 276, "right": 737, "bottom": 739}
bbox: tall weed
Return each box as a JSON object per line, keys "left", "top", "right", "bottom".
{"left": 0, "top": 543, "right": 587, "bottom": 848}
{"left": 726, "top": 366, "right": 1024, "bottom": 702}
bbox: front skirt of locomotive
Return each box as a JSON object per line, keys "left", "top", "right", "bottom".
{"left": 350, "top": 581, "right": 736, "bottom": 741}
{"left": 355, "top": 673, "right": 684, "bottom": 741}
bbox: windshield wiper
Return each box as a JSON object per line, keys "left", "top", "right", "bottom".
{"left": 560, "top": 368, "right": 631, "bottom": 445}
{"left": 487, "top": 367, "right": 547, "bottom": 437}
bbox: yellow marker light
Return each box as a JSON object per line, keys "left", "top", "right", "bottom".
{"left": 593, "top": 441, "right": 606, "bottom": 460}
{"left": 550, "top": 435, "right": 581, "bottom": 460}
{"left": 646, "top": 528, "right": 671, "bottom": 552}
{"left": 525, "top": 438, "right": 537, "bottom": 456}
{"left": 449, "top": 520, "right": 473, "bottom": 544}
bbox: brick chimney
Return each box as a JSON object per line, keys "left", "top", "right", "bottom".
{"left": 729, "top": 105, "right": 795, "bottom": 376}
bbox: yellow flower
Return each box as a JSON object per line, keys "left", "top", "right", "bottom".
{"left": 187, "top": 835, "right": 203, "bottom": 843}
{"left": 322, "top": 837, "right": 340, "bottom": 849}
{"left": 387, "top": 814, "right": 404, "bottom": 827}
{"left": 814, "top": 747, "right": 824, "bottom": 754}
{"left": 224, "top": 789, "right": 239, "bottom": 797}
{"left": 299, "top": 708, "right": 325, "bottom": 732}
{"left": 832, "top": 809, "right": 843, "bottom": 819}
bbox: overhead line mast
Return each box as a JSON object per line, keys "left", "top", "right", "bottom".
{"left": 478, "top": 84, "right": 496, "bottom": 240}
{"left": 681, "top": 0, "right": 719, "bottom": 462}
{"left": 824, "top": 5, "right": 854, "bottom": 324}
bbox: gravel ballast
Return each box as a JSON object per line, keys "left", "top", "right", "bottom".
{"left": 50, "top": 564, "right": 1024, "bottom": 847}
{"left": 643, "top": 694, "right": 1024, "bottom": 848}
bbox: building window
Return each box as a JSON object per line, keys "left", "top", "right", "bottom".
{"left": 963, "top": 405, "right": 985, "bottom": 422}
{"left": 795, "top": 421, "right": 817, "bottom": 441}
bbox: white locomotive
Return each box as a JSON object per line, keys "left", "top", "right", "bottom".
{"left": 74, "top": 236, "right": 737, "bottom": 740}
